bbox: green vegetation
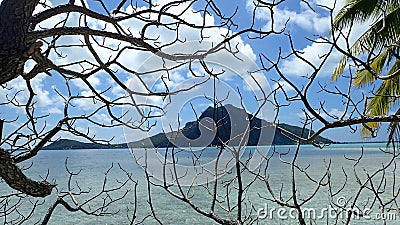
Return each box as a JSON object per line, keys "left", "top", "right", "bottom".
{"left": 332, "top": 0, "right": 400, "bottom": 139}
{"left": 43, "top": 139, "right": 127, "bottom": 150}
{"left": 44, "top": 105, "right": 333, "bottom": 150}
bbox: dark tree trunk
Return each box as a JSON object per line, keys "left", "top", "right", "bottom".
{"left": 0, "top": 119, "right": 3, "bottom": 139}
{"left": 0, "top": 0, "right": 40, "bottom": 85}
{"left": 0, "top": 0, "right": 55, "bottom": 197}
{"left": 0, "top": 148, "right": 55, "bottom": 197}
{"left": 0, "top": 118, "right": 55, "bottom": 197}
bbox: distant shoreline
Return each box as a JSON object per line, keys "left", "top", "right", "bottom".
{"left": 41, "top": 140, "right": 388, "bottom": 150}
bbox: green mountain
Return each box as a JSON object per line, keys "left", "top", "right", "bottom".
{"left": 44, "top": 105, "right": 334, "bottom": 150}
{"left": 43, "top": 139, "right": 127, "bottom": 150}
{"left": 128, "top": 104, "right": 333, "bottom": 148}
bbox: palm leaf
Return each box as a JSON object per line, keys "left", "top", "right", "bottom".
{"left": 331, "top": 55, "right": 348, "bottom": 81}
{"left": 353, "top": 70, "right": 376, "bottom": 87}
{"left": 334, "top": 0, "right": 400, "bottom": 29}
{"left": 387, "top": 108, "right": 400, "bottom": 144}
{"left": 352, "top": 49, "right": 390, "bottom": 86}
{"left": 365, "top": 61, "right": 400, "bottom": 116}
{"left": 332, "top": 5, "right": 400, "bottom": 83}
{"left": 387, "top": 58, "right": 400, "bottom": 78}
{"left": 334, "top": 0, "right": 381, "bottom": 30}
{"left": 347, "top": 5, "right": 400, "bottom": 56}
{"left": 333, "top": 0, "right": 400, "bottom": 139}
{"left": 361, "top": 121, "right": 379, "bottom": 137}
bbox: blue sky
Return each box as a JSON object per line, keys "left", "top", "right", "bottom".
{"left": 0, "top": 0, "right": 390, "bottom": 145}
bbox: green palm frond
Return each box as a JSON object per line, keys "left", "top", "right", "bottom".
{"left": 331, "top": 55, "right": 349, "bottom": 81}
{"left": 331, "top": 4, "right": 400, "bottom": 83}
{"left": 353, "top": 69, "right": 376, "bottom": 87}
{"left": 366, "top": 90, "right": 394, "bottom": 117}
{"left": 384, "top": 58, "right": 400, "bottom": 142}
{"left": 333, "top": 0, "right": 400, "bottom": 139}
{"left": 352, "top": 49, "right": 390, "bottom": 86}
{"left": 360, "top": 75, "right": 398, "bottom": 137}
{"left": 387, "top": 108, "right": 400, "bottom": 144}
{"left": 334, "top": 0, "right": 400, "bottom": 29}
{"left": 334, "top": 0, "right": 381, "bottom": 30}
{"left": 387, "top": 58, "right": 400, "bottom": 77}
{"left": 365, "top": 61, "right": 400, "bottom": 116}
{"left": 347, "top": 5, "right": 400, "bottom": 56}
{"left": 361, "top": 121, "right": 379, "bottom": 137}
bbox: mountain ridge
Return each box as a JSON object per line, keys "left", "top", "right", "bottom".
{"left": 44, "top": 104, "right": 335, "bottom": 150}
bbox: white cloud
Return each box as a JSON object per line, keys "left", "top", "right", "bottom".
{"left": 154, "top": 71, "right": 186, "bottom": 91}
{"left": 124, "top": 75, "right": 163, "bottom": 107}
{"left": 94, "top": 113, "right": 111, "bottom": 124}
{"left": 246, "top": 0, "right": 373, "bottom": 78}
{"left": 247, "top": 0, "right": 337, "bottom": 33}
{"left": 71, "top": 89, "right": 113, "bottom": 111}
{"left": 272, "top": 81, "right": 295, "bottom": 93}
{"left": 30, "top": 0, "right": 259, "bottom": 107}
{"left": 279, "top": 17, "right": 372, "bottom": 78}
{"left": 31, "top": 75, "right": 53, "bottom": 107}
{"left": 46, "top": 107, "right": 63, "bottom": 114}
{"left": 274, "top": 7, "right": 328, "bottom": 33}
{"left": 111, "top": 84, "right": 124, "bottom": 97}
{"left": 280, "top": 39, "right": 343, "bottom": 77}
{"left": 71, "top": 72, "right": 101, "bottom": 91}
{"left": 0, "top": 74, "right": 53, "bottom": 108}
{"left": 0, "top": 0, "right": 272, "bottom": 143}
{"left": 321, "top": 108, "right": 346, "bottom": 119}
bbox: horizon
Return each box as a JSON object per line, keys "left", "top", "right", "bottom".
{"left": 0, "top": 0, "right": 391, "bottom": 147}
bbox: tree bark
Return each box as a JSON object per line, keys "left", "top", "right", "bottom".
{"left": 0, "top": 148, "right": 55, "bottom": 197}
{"left": 0, "top": 0, "right": 40, "bottom": 85}
{"left": 0, "top": 119, "right": 3, "bottom": 139}
{"left": 0, "top": 0, "right": 55, "bottom": 197}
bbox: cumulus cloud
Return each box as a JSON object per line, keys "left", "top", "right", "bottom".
{"left": 0, "top": 74, "right": 54, "bottom": 108}
{"left": 272, "top": 81, "right": 295, "bottom": 93}
{"left": 1, "top": 0, "right": 271, "bottom": 142}
{"left": 322, "top": 108, "right": 346, "bottom": 119}
{"left": 246, "top": 0, "right": 341, "bottom": 33}
{"left": 72, "top": 89, "right": 113, "bottom": 111}
{"left": 244, "top": 0, "right": 371, "bottom": 78}
{"left": 71, "top": 72, "right": 102, "bottom": 91}
{"left": 280, "top": 39, "right": 343, "bottom": 77}
{"left": 46, "top": 107, "right": 63, "bottom": 114}
{"left": 31, "top": 0, "right": 260, "bottom": 102}
{"left": 110, "top": 1, "right": 263, "bottom": 112}
{"left": 279, "top": 16, "right": 372, "bottom": 78}
{"left": 94, "top": 113, "right": 112, "bottom": 124}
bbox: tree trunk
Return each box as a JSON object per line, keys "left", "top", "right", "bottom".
{"left": 0, "top": 148, "right": 55, "bottom": 197}
{"left": 0, "top": 0, "right": 40, "bottom": 85}
{"left": 0, "top": 0, "right": 54, "bottom": 197}
{"left": 0, "top": 119, "right": 3, "bottom": 139}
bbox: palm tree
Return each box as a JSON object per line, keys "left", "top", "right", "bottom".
{"left": 331, "top": 0, "right": 400, "bottom": 140}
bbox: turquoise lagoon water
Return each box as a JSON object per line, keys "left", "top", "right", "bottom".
{"left": 2, "top": 143, "right": 400, "bottom": 224}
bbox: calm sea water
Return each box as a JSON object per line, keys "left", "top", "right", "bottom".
{"left": 3, "top": 143, "right": 400, "bottom": 224}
